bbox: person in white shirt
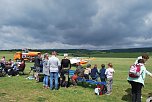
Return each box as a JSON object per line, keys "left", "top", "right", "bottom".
{"left": 48, "top": 51, "right": 61, "bottom": 90}
{"left": 105, "top": 63, "right": 115, "bottom": 95}
{"left": 134, "top": 53, "right": 149, "bottom": 65}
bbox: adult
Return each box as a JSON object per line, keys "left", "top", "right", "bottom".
{"left": 0, "top": 56, "right": 6, "bottom": 64}
{"left": 134, "top": 53, "right": 150, "bottom": 99}
{"left": 17, "top": 59, "right": 26, "bottom": 74}
{"left": 134, "top": 53, "right": 149, "bottom": 65}
{"left": 34, "top": 53, "right": 42, "bottom": 82}
{"left": 42, "top": 53, "right": 50, "bottom": 89}
{"left": 75, "top": 62, "right": 84, "bottom": 78}
{"left": 60, "top": 54, "right": 71, "bottom": 88}
{"left": 127, "top": 59, "right": 152, "bottom": 102}
{"left": 48, "top": 51, "right": 61, "bottom": 90}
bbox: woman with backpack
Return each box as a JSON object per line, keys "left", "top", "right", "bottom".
{"left": 127, "top": 59, "right": 152, "bottom": 102}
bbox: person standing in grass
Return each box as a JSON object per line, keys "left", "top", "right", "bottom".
{"left": 99, "top": 64, "right": 106, "bottom": 82}
{"left": 42, "top": 53, "right": 49, "bottom": 89}
{"left": 48, "top": 51, "right": 61, "bottom": 90}
{"left": 134, "top": 53, "right": 149, "bottom": 65}
{"left": 60, "top": 54, "right": 71, "bottom": 88}
{"left": 128, "top": 59, "right": 152, "bottom": 102}
{"left": 90, "top": 64, "right": 99, "bottom": 81}
{"left": 105, "top": 63, "right": 115, "bottom": 95}
{"left": 34, "top": 53, "right": 42, "bottom": 82}
{"left": 84, "top": 64, "right": 91, "bottom": 80}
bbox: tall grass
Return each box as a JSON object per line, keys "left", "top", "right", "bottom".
{"left": 0, "top": 51, "right": 152, "bottom": 102}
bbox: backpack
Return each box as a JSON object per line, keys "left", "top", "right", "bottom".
{"left": 129, "top": 64, "right": 141, "bottom": 78}
{"left": 94, "top": 84, "right": 107, "bottom": 95}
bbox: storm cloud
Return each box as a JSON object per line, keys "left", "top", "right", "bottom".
{"left": 0, "top": 0, "right": 152, "bottom": 50}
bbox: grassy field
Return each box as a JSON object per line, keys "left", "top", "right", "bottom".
{"left": 0, "top": 51, "right": 152, "bottom": 102}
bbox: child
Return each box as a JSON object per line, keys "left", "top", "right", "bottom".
{"left": 105, "top": 63, "right": 115, "bottom": 95}
{"left": 84, "top": 64, "right": 91, "bottom": 79}
{"left": 71, "top": 72, "right": 78, "bottom": 86}
{"left": 90, "top": 64, "right": 99, "bottom": 81}
{"left": 99, "top": 64, "right": 106, "bottom": 82}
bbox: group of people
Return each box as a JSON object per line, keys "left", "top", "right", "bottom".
{"left": 127, "top": 53, "right": 152, "bottom": 102}
{"left": 71, "top": 62, "right": 115, "bottom": 95}
{"left": 0, "top": 56, "right": 26, "bottom": 77}
{"left": 34, "top": 51, "right": 115, "bottom": 95}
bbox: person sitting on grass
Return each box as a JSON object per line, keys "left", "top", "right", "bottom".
{"left": 16, "top": 59, "right": 26, "bottom": 75}
{"left": 71, "top": 72, "right": 78, "bottom": 86}
{"left": 75, "top": 62, "right": 84, "bottom": 78}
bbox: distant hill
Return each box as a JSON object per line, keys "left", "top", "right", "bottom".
{"left": 2, "top": 47, "right": 152, "bottom": 53}
{"left": 102, "top": 47, "right": 152, "bottom": 53}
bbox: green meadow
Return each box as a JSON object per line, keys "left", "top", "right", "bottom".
{"left": 0, "top": 51, "right": 152, "bottom": 102}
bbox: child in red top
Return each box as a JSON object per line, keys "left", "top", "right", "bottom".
{"left": 71, "top": 72, "right": 78, "bottom": 86}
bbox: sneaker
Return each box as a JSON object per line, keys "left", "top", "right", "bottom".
{"left": 45, "top": 86, "right": 49, "bottom": 89}
{"left": 105, "top": 92, "right": 112, "bottom": 95}
{"left": 8, "top": 75, "right": 11, "bottom": 77}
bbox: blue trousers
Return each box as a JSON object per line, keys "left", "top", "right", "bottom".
{"left": 43, "top": 75, "right": 49, "bottom": 87}
{"left": 50, "top": 72, "right": 59, "bottom": 90}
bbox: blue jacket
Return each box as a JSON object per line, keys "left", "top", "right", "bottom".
{"left": 99, "top": 68, "right": 106, "bottom": 78}
{"left": 90, "top": 67, "right": 99, "bottom": 77}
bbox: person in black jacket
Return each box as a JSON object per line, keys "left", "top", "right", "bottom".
{"left": 34, "top": 53, "right": 42, "bottom": 82}
{"left": 60, "top": 54, "right": 71, "bottom": 88}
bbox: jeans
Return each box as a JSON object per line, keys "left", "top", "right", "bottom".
{"left": 43, "top": 75, "right": 49, "bottom": 87}
{"left": 129, "top": 81, "right": 143, "bottom": 102}
{"left": 50, "top": 72, "right": 59, "bottom": 90}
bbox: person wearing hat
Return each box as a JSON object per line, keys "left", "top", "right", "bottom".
{"left": 84, "top": 64, "right": 91, "bottom": 79}
{"left": 60, "top": 53, "right": 71, "bottom": 88}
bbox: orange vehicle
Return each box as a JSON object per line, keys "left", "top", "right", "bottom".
{"left": 14, "top": 49, "right": 41, "bottom": 62}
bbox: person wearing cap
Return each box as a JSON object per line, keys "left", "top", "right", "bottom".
{"left": 60, "top": 53, "right": 71, "bottom": 88}
{"left": 105, "top": 63, "right": 115, "bottom": 95}
{"left": 48, "top": 51, "right": 61, "bottom": 90}
{"left": 84, "top": 64, "right": 91, "bottom": 79}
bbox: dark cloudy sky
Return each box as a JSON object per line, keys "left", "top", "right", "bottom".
{"left": 0, "top": 0, "right": 152, "bottom": 50}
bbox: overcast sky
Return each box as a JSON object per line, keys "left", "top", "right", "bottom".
{"left": 0, "top": 0, "right": 152, "bottom": 50}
